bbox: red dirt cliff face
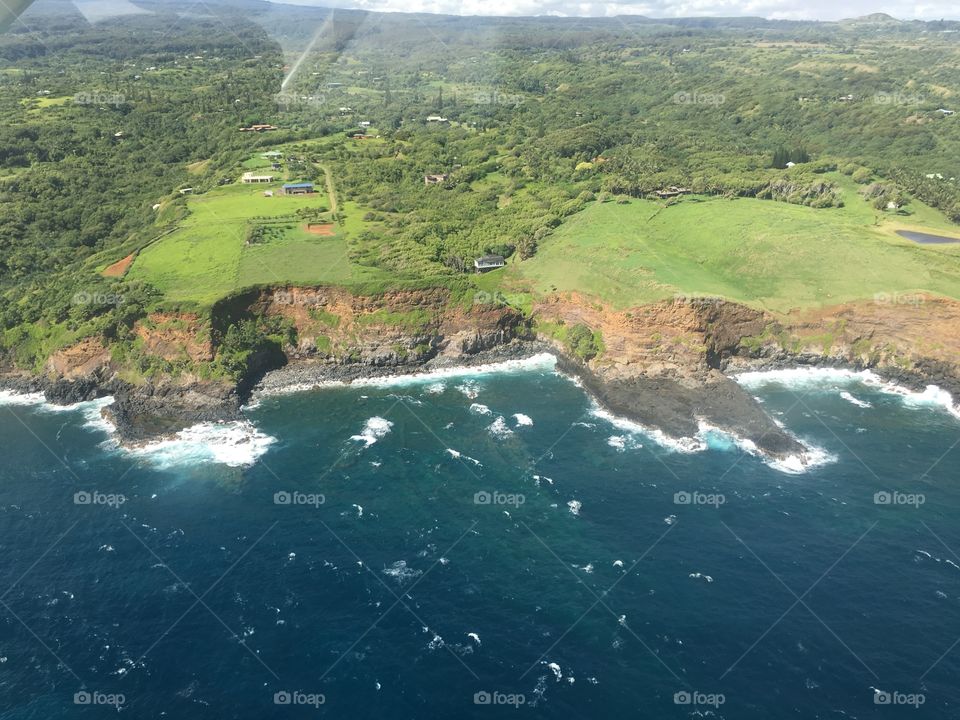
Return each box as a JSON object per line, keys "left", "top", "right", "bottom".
{"left": 536, "top": 292, "right": 960, "bottom": 382}
{"left": 47, "top": 337, "right": 112, "bottom": 379}
{"left": 134, "top": 312, "right": 214, "bottom": 364}
{"left": 249, "top": 286, "right": 527, "bottom": 364}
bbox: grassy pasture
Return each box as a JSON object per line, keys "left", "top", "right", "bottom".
{"left": 513, "top": 193, "right": 960, "bottom": 313}
{"left": 127, "top": 174, "right": 386, "bottom": 306}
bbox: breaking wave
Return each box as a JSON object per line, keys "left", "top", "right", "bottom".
{"left": 122, "top": 420, "right": 276, "bottom": 468}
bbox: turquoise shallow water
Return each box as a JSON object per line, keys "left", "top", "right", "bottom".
{"left": 1, "top": 360, "right": 959, "bottom": 718}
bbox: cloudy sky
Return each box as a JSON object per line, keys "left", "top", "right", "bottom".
{"left": 274, "top": 0, "right": 959, "bottom": 21}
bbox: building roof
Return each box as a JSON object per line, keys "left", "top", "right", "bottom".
{"left": 282, "top": 182, "right": 314, "bottom": 189}
{"left": 475, "top": 254, "right": 505, "bottom": 265}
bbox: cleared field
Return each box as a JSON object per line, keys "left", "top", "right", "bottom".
{"left": 514, "top": 194, "right": 960, "bottom": 313}
{"left": 127, "top": 178, "right": 386, "bottom": 306}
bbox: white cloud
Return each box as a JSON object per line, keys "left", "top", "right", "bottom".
{"left": 275, "top": 0, "right": 959, "bottom": 21}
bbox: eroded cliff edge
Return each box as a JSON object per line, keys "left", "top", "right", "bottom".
{"left": 3, "top": 285, "right": 959, "bottom": 462}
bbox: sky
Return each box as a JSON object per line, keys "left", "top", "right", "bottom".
{"left": 272, "top": 0, "right": 960, "bottom": 21}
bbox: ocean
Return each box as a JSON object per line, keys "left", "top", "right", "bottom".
{"left": 1, "top": 355, "right": 959, "bottom": 718}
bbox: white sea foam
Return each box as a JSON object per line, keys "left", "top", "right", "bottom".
{"left": 124, "top": 420, "right": 275, "bottom": 468}
{"left": 350, "top": 417, "right": 394, "bottom": 447}
{"left": 0, "top": 392, "right": 118, "bottom": 434}
{"left": 0, "top": 389, "right": 46, "bottom": 406}
{"left": 591, "top": 407, "right": 707, "bottom": 453}
{"left": 383, "top": 560, "right": 422, "bottom": 585}
{"left": 256, "top": 353, "right": 557, "bottom": 399}
{"left": 567, "top": 500, "right": 582, "bottom": 516}
{"left": 839, "top": 391, "right": 872, "bottom": 409}
{"left": 735, "top": 366, "right": 881, "bottom": 390}
{"left": 512, "top": 413, "right": 534, "bottom": 427}
{"left": 698, "top": 420, "right": 836, "bottom": 475}
{"left": 735, "top": 366, "right": 960, "bottom": 419}
{"left": 488, "top": 416, "right": 514, "bottom": 439}
{"left": 469, "top": 403, "right": 492, "bottom": 415}
{"left": 593, "top": 400, "right": 834, "bottom": 474}
{"left": 446, "top": 448, "right": 482, "bottom": 466}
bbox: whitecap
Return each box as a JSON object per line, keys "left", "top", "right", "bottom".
{"left": 445, "top": 448, "right": 482, "bottom": 466}
{"left": 123, "top": 420, "right": 275, "bottom": 468}
{"left": 469, "top": 403, "right": 492, "bottom": 415}
{"left": 383, "top": 560, "right": 422, "bottom": 585}
{"left": 512, "top": 413, "right": 533, "bottom": 427}
{"left": 689, "top": 572, "right": 714, "bottom": 583}
{"left": 467, "top": 632, "right": 481, "bottom": 646}
{"left": 488, "top": 417, "right": 514, "bottom": 439}
{"left": 350, "top": 416, "right": 394, "bottom": 447}
{"left": 840, "top": 391, "right": 872, "bottom": 409}
{"left": 567, "top": 500, "right": 582, "bottom": 516}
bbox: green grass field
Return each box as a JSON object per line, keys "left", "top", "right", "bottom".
{"left": 127, "top": 176, "right": 387, "bottom": 306}
{"left": 512, "top": 192, "right": 960, "bottom": 313}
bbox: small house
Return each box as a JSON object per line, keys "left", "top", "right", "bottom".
{"left": 426, "top": 115, "right": 449, "bottom": 123}
{"left": 424, "top": 173, "right": 449, "bottom": 186}
{"left": 282, "top": 182, "right": 314, "bottom": 195}
{"left": 242, "top": 171, "right": 275, "bottom": 184}
{"left": 474, "top": 255, "right": 505, "bottom": 273}
{"left": 654, "top": 186, "right": 690, "bottom": 199}
{"left": 178, "top": 187, "right": 194, "bottom": 195}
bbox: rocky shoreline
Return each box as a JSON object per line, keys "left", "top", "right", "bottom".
{"left": 3, "top": 291, "right": 959, "bottom": 464}
{"left": 3, "top": 333, "right": 959, "bottom": 465}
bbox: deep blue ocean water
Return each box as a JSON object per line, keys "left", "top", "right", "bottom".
{"left": 1, "top": 358, "right": 960, "bottom": 719}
